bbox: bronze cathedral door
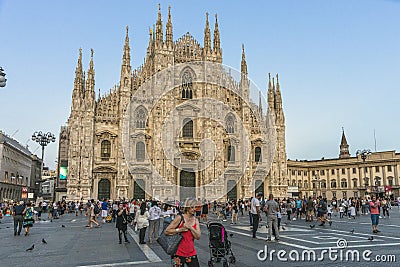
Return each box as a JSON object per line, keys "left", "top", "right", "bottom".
{"left": 180, "top": 170, "right": 196, "bottom": 200}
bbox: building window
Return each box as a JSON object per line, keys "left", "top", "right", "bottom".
{"left": 352, "top": 179, "right": 357, "bottom": 188}
{"left": 291, "top": 170, "right": 295, "bottom": 176}
{"left": 135, "top": 107, "right": 147, "bottom": 128}
{"left": 332, "top": 192, "right": 337, "bottom": 198}
{"left": 298, "top": 180, "right": 302, "bottom": 188}
{"left": 182, "top": 118, "right": 193, "bottom": 138}
{"left": 375, "top": 166, "right": 380, "bottom": 172}
{"left": 136, "top": 142, "right": 145, "bottom": 161}
{"left": 341, "top": 168, "right": 345, "bottom": 175}
{"left": 341, "top": 179, "right": 348, "bottom": 188}
{"left": 304, "top": 181, "right": 308, "bottom": 188}
{"left": 354, "top": 192, "right": 358, "bottom": 198}
{"left": 5, "top": 171, "right": 8, "bottom": 183}
{"left": 292, "top": 179, "right": 296, "bottom": 187}
{"left": 181, "top": 70, "right": 193, "bottom": 99}
{"left": 364, "top": 178, "right": 369, "bottom": 186}
{"left": 101, "top": 140, "right": 111, "bottom": 160}
{"left": 374, "top": 177, "right": 381, "bottom": 186}
{"left": 387, "top": 165, "right": 392, "bottom": 172}
{"left": 331, "top": 169, "right": 335, "bottom": 175}
{"left": 304, "top": 171, "right": 308, "bottom": 176}
{"left": 388, "top": 178, "right": 393, "bottom": 186}
{"left": 331, "top": 180, "right": 337, "bottom": 188}
{"left": 227, "top": 145, "right": 235, "bottom": 162}
{"left": 298, "top": 170, "right": 302, "bottom": 176}
{"left": 364, "top": 167, "right": 368, "bottom": 173}
{"left": 312, "top": 170, "right": 315, "bottom": 176}
{"left": 321, "top": 180, "right": 327, "bottom": 188}
{"left": 352, "top": 168, "right": 356, "bottom": 174}
{"left": 342, "top": 191, "right": 347, "bottom": 198}
{"left": 320, "top": 170, "right": 325, "bottom": 176}
{"left": 255, "top": 147, "right": 262, "bottom": 162}
{"left": 312, "top": 182, "right": 316, "bottom": 189}
{"left": 226, "top": 115, "right": 235, "bottom": 134}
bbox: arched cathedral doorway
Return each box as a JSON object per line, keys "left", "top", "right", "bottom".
{"left": 255, "top": 180, "right": 264, "bottom": 196}
{"left": 227, "top": 180, "right": 237, "bottom": 201}
{"left": 98, "top": 179, "right": 111, "bottom": 200}
{"left": 180, "top": 170, "right": 196, "bottom": 200}
{"left": 134, "top": 179, "right": 145, "bottom": 200}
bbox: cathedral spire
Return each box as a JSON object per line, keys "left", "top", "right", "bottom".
{"left": 165, "top": 5, "right": 173, "bottom": 48}
{"left": 213, "top": 13, "right": 220, "bottom": 54}
{"left": 156, "top": 3, "right": 163, "bottom": 45}
{"left": 240, "top": 44, "right": 249, "bottom": 99}
{"left": 71, "top": 48, "right": 84, "bottom": 112}
{"left": 241, "top": 44, "right": 247, "bottom": 76}
{"left": 259, "top": 90, "right": 263, "bottom": 114}
{"left": 267, "top": 73, "right": 274, "bottom": 110}
{"left": 122, "top": 26, "right": 131, "bottom": 67}
{"left": 339, "top": 128, "right": 350, "bottom": 158}
{"left": 204, "top": 12, "right": 211, "bottom": 53}
{"left": 274, "top": 74, "right": 285, "bottom": 125}
{"left": 75, "top": 48, "right": 83, "bottom": 79}
{"left": 85, "top": 49, "right": 96, "bottom": 105}
{"left": 275, "top": 74, "right": 282, "bottom": 108}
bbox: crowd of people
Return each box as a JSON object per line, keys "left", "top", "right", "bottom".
{"left": 0, "top": 194, "right": 397, "bottom": 266}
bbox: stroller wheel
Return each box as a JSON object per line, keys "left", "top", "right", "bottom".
{"left": 208, "top": 260, "right": 214, "bottom": 267}
{"left": 230, "top": 256, "right": 236, "bottom": 263}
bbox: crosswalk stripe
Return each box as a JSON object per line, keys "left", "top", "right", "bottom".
{"left": 126, "top": 227, "right": 162, "bottom": 263}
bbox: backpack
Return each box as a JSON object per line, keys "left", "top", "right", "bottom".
{"left": 93, "top": 204, "right": 101, "bottom": 215}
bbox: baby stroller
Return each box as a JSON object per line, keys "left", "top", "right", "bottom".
{"left": 207, "top": 222, "right": 236, "bottom": 267}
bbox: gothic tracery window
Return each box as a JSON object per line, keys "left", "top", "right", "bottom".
{"left": 182, "top": 118, "right": 193, "bottom": 138}
{"left": 255, "top": 147, "right": 262, "bottom": 162}
{"left": 136, "top": 142, "right": 145, "bottom": 161}
{"left": 226, "top": 115, "right": 235, "bottom": 134}
{"left": 101, "top": 140, "right": 111, "bottom": 160}
{"left": 135, "top": 107, "right": 147, "bottom": 129}
{"left": 181, "top": 70, "right": 193, "bottom": 99}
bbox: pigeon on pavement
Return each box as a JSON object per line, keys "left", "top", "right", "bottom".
{"left": 42, "top": 238, "right": 47, "bottom": 244}
{"left": 368, "top": 236, "right": 374, "bottom": 241}
{"left": 26, "top": 244, "right": 35, "bottom": 252}
{"left": 310, "top": 224, "right": 315, "bottom": 228}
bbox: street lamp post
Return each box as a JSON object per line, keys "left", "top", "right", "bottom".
{"left": 32, "top": 131, "right": 56, "bottom": 199}
{"left": 356, "top": 149, "right": 371, "bottom": 196}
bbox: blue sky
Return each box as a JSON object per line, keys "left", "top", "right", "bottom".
{"left": 0, "top": 0, "right": 399, "bottom": 169}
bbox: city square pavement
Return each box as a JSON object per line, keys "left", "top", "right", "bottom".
{"left": 1, "top": 208, "right": 400, "bottom": 267}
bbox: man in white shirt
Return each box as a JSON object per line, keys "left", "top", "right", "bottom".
{"left": 148, "top": 201, "right": 161, "bottom": 243}
{"left": 251, "top": 192, "right": 263, "bottom": 239}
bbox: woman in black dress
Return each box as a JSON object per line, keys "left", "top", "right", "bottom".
{"left": 116, "top": 202, "right": 130, "bottom": 244}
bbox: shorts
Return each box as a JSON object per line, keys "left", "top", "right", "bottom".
{"left": 195, "top": 211, "right": 201, "bottom": 217}
{"left": 317, "top": 211, "right": 325, "bottom": 218}
{"left": 371, "top": 214, "right": 379, "bottom": 225}
{"left": 101, "top": 210, "right": 108, "bottom": 217}
{"left": 172, "top": 255, "right": 199, "bottom": 267}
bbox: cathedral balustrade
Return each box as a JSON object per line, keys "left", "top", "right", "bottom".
{"left": 95, "top": 156, "right": 117, "bottom": 164}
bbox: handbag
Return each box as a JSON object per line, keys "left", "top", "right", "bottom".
{"left": 157, "top": 215, "right": 184, "bottom": 255}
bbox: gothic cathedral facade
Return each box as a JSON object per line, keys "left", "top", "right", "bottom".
{"left": 62, "top": 6, "right": 288, "bottom": 201}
